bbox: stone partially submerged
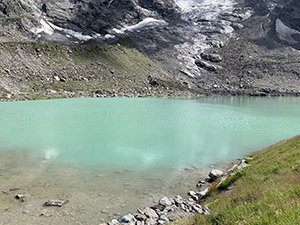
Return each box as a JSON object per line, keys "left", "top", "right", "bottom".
{"left": 208, "top": 169, "right": 224, "bottom": 181}
{"left": 44, "top": 199, "right": 69, "bottom": 207}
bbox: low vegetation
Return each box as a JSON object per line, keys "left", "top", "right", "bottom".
{"left": 0, "top": 39, "right": 196, "bottom": 101}
{"left": 191, "top": 135, "right": 300, "bottom": 225}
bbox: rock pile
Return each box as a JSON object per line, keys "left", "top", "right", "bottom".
{"left": 108, "top": 195, "right": 209, "bottom": 225}
{"left": 106, "top": 158, "right": 250, "bottom": 225}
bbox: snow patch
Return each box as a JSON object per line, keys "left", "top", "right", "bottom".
{"left": 104, "top": 34, "right": 116, "bottom": 40}
{"left": 32, "top": 18, "right": 95, "bottom": 42}
{"left": 47, "top": 21, "right": 93, "bottom": 41}
{"left": 32, "top": 19, "right": 54, "bottom": 35}
{"left": 112, "top": 18, "right": 168, "bottom": 34}
{"left": 276, "top": 18, "right": 300, "bottom": 44}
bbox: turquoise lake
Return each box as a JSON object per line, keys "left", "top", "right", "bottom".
{"left": 0, "top": 97, "right": 300, "bottom": 224}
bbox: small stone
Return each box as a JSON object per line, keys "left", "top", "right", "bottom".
{"left": 145, "top": 218, "right": 156, "bottom": 225}
{"left": 200, "top": 53, "right": 223, "bottom": 62}
{"left": 134, "top": 213, "right": 146, "bottom": 221}
{"left": 183, "top": 166, "right": 194, "bottom": 171}
{"left": 15, "top": 194, "right": 24, "bottom": 199}
{"left": 174, "top": 196, "right": 183, "bottom": 205}
{"left": 143, "top": 207, "right": 158, "bottom": 220}
{"left": 198, "top": 188, "right": 209, "bottom": 197}
{"left": 54, "top": 76, "right": 60, "bottom": 81}
{"left": 160, "top": 215, "right": 169, "bottom": 222}
{"left": 195, "top": 60, "right": 218, "bottom": 72}
{"left": 196, "top": 183, "right": 202, "bottom": 188}
{"left": 237, "top": 159, "right": 249, "bottom": 170}
{"left": 188, "top": 191, "right": 198, "bottom": 201}
{"left": 203, "top": 205, "right": 211, "bottom": 215}
{"left": 44, "top": 199, "right": 69, "bottom": 207}
{"left": 121, "top": 214, "right": 136, "bottom": 223}
{"left": 159, "top": 197, "right": 172, "bottom": 206}
{"left": 180, "top": 203, "right": 186, "bottom": 210}
{"left": 40, "top": 210, "right": 51, "bottom": 217}
{"left": 108, "top": 219, "right": 121, "bottom": 225}
{"left": 158, "top": 220, "right": 165, "bottom": 224}
{"left": 101, "top": 209, "right": 110, "bottom": 214}
{"left": 192, "top": 204, "right": 203, "bottom": 214}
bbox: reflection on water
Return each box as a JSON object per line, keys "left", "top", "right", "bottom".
{"left": 0, "top": 97, "right": 300, "bottom": 224}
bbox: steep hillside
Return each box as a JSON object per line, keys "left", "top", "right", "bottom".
{"left": 0, "top": 40, "right": 194, "bottom": 101}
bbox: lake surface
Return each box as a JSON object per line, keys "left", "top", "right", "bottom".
{"left": 0, "top": 97, "right": 300, "bottom": 224}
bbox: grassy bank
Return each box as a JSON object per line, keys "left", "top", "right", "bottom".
{"left": 191, "top": 135, "right": 300, "bottom": 224}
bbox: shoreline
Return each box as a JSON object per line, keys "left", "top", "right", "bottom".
{"left": 105, "top": 135, "right": 300, "bottom": 225}
{"left": 1, "top": 92, "right": 300, "bottom": 103}
{"left": 103, "top": 158, "right": 250, "bottom": 225}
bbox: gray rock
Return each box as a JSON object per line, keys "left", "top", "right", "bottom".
{"left": 203, "top": 205, "right": 211, "bottom": 215}
{"left": 195, "top": 60, "right": 218, "bottom": 72}
{"left": 15, "top": 194, "right": 24, "bottom": 199}
{"left": 231, "top": 23, "right": 244, "bottom": 30}
{"left": 136, "top": 221, "right": 144, "bottom": 225}
{"left": 160, "top": 215, "right": 169, "bottom": 222}
{"left": 54, "top": 76, "right": 60, "bottom": 81}
{"left": 121, "top": 214, "right": 136, "bottom": 224}
{"left": 200, "top": 53, "right": 223, "bottom": 62}
{"left": 109, "top": 219, "right": 121, "bottom": 225}
{"left": 137, "top": 209, "right": 145, "bottom": 215}
{"left": 198, "top": 188, "right": 209, "bottom": 197}
{"left": 192, "top": 204, "right": 203, "bottom": 214}
{"left": 208, "top": 169, "right": 224, "bottom": 181}
{"left": 44, "top": 199, "right": 69, "bottom": 207}
{"left": 174, "top": 195, "right": 183, "bottom": 205}
{"left": 237, "top": 159, "right": 249, "bottom": 170}
{"left": 143, "top": 207, "right": 159, "bottom": 220}
{"left": 145, "top": 218, "right": 156, "bottom": 225}
{"left": 188, "top": 191, "right": 198, "bottom": 201}
{"left": 134, "top": 213, "right": 146, "bottom": 221}
{"left": 159, "top": 197, "right": 172, "bottom": 206}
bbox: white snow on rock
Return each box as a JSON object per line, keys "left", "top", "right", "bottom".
{"left": 104, "top": 34, "right": 116, "bottom": 40}
{"left": 112, "top": 18, "right": 168, "bottom": 34}
{"left": 32, "top": 19, "right": 54, "bottom": 35}
{"left": 175, "top": 0, "right": 236, "bottom": 21}
{"left": 276, "top": 18, "right": 300, "bottom": 44}
{"left": 32, "top": 18, "right": 95, "bottom": 42}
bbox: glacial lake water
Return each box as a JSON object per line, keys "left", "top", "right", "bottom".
{"left": 0, "top": 97, "right": 300, "bottom": 224}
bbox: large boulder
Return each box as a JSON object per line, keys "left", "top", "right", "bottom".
{"left": 208, "top": 169, "right": 224, "bottom": 181}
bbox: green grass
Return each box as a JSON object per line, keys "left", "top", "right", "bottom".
{"left": 192, "top": 135, "right": 300, "bottom": 225}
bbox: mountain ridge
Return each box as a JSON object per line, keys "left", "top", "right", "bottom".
{"left": 0, "top": 0, "right": 300, "bottom": 100}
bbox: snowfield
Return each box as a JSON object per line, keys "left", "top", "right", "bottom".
{"left": 276, "top": 19, "right": 300, "bottom": 44}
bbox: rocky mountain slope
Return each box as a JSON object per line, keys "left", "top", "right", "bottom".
{"left": 0, "top": 0, "right": 299, "bottom": 100}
